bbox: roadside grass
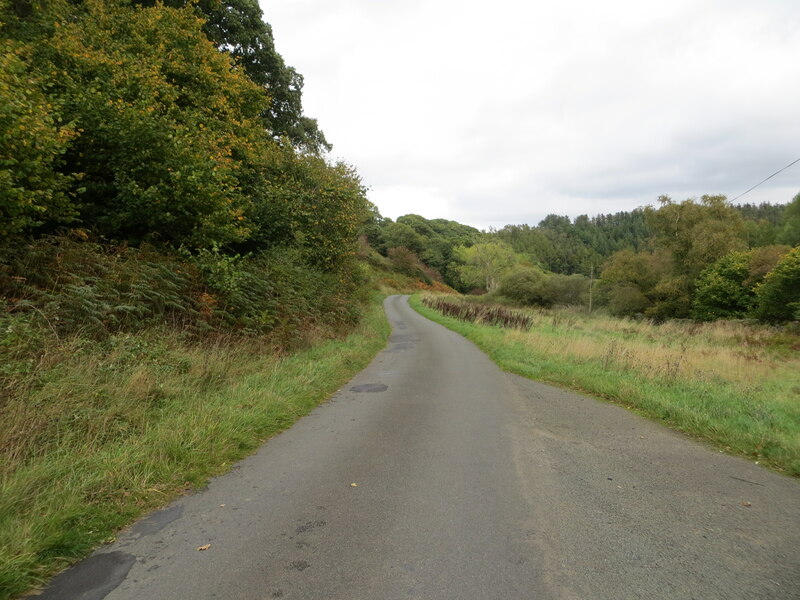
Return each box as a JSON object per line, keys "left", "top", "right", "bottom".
{"left": 411, "top": 294, "right": 800, "bottom": 477}
{"left": 0, "top": 296, "right": 390, "bottom": 600}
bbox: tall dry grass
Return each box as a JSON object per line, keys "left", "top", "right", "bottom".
{"left": 503, "top": 311, "right": 799, "bottom": 390}
{"left": 0, "top": 297, "right": 390, "bottom": 600}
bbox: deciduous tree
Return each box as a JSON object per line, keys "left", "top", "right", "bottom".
{"left": 777, "top": 192, "right": 800, "bottom": 247}
{"left": 136, "top": 0, "right": 329, "bottom": 153}
{"left": 754, "top": 246, "right": 800, "bottom": 322}
{"left": 0, "top": 37, "right": 77, "bottom": 236}
{"left": 498, "top": 266, "right": 553, "bottom": 306}
{"left": 454, "top": 242, "right": 519, "bottom": 292}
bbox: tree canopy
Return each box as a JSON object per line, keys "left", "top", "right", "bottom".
{"left": 454, "top": 242, "right": 519, "bottom": 292}
{"left": 0, "top": 0, "right": 366, "bottom": 259}
{"left": 134, "top": 0, "right": 330, "bottom": 153}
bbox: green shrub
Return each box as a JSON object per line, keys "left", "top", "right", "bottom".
{"left": 0, "top": 236, "right": 368, "bottom": 345}
{"left": 498, "top": 267, "right": 553, "bottom": 306}
{"left": 545, "top": 273, "right": 590, "bottom": 306}
{"left": 754, "top": 246, "right": 800, "bottom": 322}
{"left": 606, "top": 283, "right": 649, "bottom": 316}
{"left": 692, "top": 247, "right": 791, "bottom": 321}
{"left": 692, "top": 251, "right": 754, "bottom": 321}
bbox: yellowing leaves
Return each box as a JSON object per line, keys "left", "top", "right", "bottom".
{"left": 1, "top": 0, "right": 372, "bottom": 264}
{"left": 0, "top": 39, "right": 78, "bottom": 236}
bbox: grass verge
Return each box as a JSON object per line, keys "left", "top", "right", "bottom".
{"left": 410, "top": 295, "right": 800, "bottom": 477}
{"left": 0, "top": 296, "right": 390, "bottom": 600}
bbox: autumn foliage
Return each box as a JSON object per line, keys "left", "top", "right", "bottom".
{"left": 0, "top": 0, "right": 375, "bottom": 340}
{"left": 0, "top": 0, "right": 371, "bottom": 262}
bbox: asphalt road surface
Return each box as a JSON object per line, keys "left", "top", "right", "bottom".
{"left": 38, "top": 295, "right": 800, "bottom": 600}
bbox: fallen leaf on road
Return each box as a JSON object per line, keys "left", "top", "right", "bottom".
{"left": 197, "top": 544, "right": 211, "bottom": 551}
{"left": 350, "top": 483, "right": 358, "bottom": 487}
{"left": 741, "top": 501, "right": 752, "bottom": 507}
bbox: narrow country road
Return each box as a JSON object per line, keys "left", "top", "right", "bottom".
{"left": 38, "top": 295, "right": 800, "bottom": 600}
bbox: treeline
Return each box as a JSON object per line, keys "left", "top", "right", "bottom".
{"left": 1, "top": 0, "right": 375, "bottom": 339}
{"left": 365, "top": 209, "right": 651, "bottom": 288}
{"left": 598, "top": 195, "right": 799, "bottom": 321}
{"left": 363, "top": 214, "right": 483, "bottom": 287}
{"left": 366, "top": 195, "right": 800, "bottom": 322}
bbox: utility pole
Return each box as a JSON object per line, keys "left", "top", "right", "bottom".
{"left": 588, "top": 264, "right": 594, "bottom": 313}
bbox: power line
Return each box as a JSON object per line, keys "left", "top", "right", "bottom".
{"left": 730, "top": 156, "right": 800, "bottom": 202}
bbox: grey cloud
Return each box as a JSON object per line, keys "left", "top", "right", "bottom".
{"left": 265, "top": 0, "right": 800, "bottom": 229}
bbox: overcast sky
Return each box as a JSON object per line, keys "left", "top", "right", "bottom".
{"left": 261, "top": 0, "right": 800, "bottom": 230}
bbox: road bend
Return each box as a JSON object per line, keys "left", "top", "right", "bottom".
{"left": 38, "top": 295, "right": 799, "bottom": 599}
